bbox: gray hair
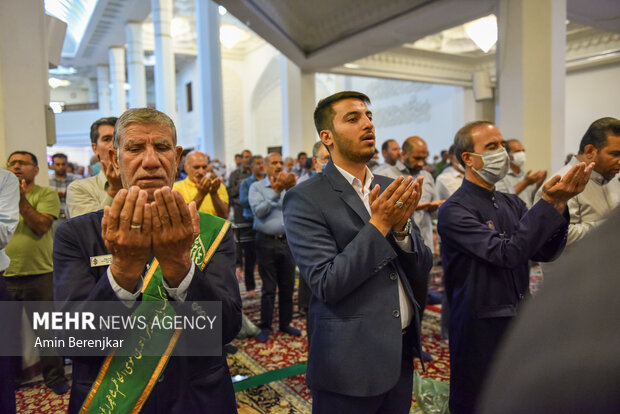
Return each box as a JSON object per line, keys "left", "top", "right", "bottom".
{"left": 453, "top": 121, "right": 493, "bottom": 167}
{"left": 312, "top": 140, "right": 328, "bottom": 157}
{"left": 113, "top": 108, "right": 177, "bottom": 149}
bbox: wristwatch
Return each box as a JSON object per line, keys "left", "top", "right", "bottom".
{"left": 392, "top": 218, "right": 411, "bottom": 238}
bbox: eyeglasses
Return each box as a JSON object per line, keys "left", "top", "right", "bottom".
{"left": 7, "top": 160, "right": 35, "bottom": 167}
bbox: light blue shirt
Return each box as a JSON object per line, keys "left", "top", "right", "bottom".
{"left": 240, "top": 175, "right": 259, "bottom": 220}
{"left": 0, "top": 170, "right": 20, "bottom": 271}
{"left": 248, "top": 177, "right": 286, "bottom": 235}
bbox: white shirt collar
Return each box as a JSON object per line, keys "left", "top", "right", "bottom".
{"left": 334, "top": 164, "right": 374, "bottom": 193}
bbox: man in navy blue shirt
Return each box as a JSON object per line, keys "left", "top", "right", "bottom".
{"left": 438, "top": 121, "right": 593, "bottom": 414}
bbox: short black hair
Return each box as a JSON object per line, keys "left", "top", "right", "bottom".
{"left": 89, "top": 117, "right": 118, "bottom": 144}
{"left": 313, "top": 91, "right": 371, "bottom": 134}
{"left": 8, "top": 150, "right": 38, "bottom": 166}
{"left": 578, "top": 117, "right": 620, "bottom": 154}
{"left": 297, "top": 152, "right": 307, "bottom": 160}
{"left": 249, "top": 155, "right": 264, "bottom": 166}
{"left": 381, "top": 139, "right": 396, "bottom": 152}
{"left": 52, "top": 153, "right": 67, "bottom": 161}
{"left": 453, "top": 121, "right": 494, "bottom": 167}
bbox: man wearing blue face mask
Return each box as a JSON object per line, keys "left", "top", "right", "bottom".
{"left": 437, "top": 121, "right": 594, "bottom": 414}
{"left": 495, "top": 139, "right": 547, "bottom": 208}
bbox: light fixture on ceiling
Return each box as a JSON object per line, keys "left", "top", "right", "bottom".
{"left": 49, "top": 101, "right": 64, "bottom": 114}
{"left": 218, "top": 5, "right": 227, "bottom": 16}
{"left": 49, "top": 77, "right": 71, "bottom": 88}
{"left": 464, "top": 15, "right": 497, "bottom": 53}
{"left": 143, "top": 55, "right": 156, "bottom": 66}
{"left": 49, "top": 65, "right": 77, "bottom": 75}
{"left": 220, "top": 24, "right": 249, "bottom": 49}
{"left": 344, "top": 63, "right": 360, "bottom": 69}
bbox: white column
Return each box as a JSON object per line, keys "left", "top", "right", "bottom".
{"left": 496, "top": 0, "right": 566, "bottom": 172}
{"left": 301, "top": 72, "right": 318, "bottom": 146}
{"left": 126, "top": 22, "right": 147, "bottom": 108}
{"left": 195, "top": 0, "right": 224, "bottom": 158}
{"left": 0, "top": 0, "right": 50, "bottom": 180}
{"left": 96, "top": 65, "right": 112, "bottom": 116}
{"left": 108, "top": 47, "right": 127, "bottom": 116}
{"left": 88, "top": 78, "right": 98, "bottom": 103}
{"left": 280, "top": 55, "right": 303, "bottom": 157}
{"left": 152, "top": 0, "right": 176, "bottom": 119}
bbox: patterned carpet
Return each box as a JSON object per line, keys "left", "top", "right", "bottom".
{"left": 14, "top": 264, "right": 542, "bottom": 413}
{"left": 229, "top": 268, "right": 451, "bottom": 414}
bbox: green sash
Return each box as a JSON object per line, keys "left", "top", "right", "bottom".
{"left": 81, "top": 213, "right": 230, "bottom": 414}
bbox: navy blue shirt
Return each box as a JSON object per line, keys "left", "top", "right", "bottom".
{"left": 437, "top": 179, "right": 568, "bottom": 412}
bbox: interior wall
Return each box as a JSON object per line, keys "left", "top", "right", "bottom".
{"left": 175, "top": 58, "right": 200, "bottom": 151}
{"left": 565, "top": 63, "right": 620, "bottom": 163}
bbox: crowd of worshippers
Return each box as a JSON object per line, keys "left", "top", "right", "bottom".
{"left": 0, "top": 103, "right": 618, "bottom": 414}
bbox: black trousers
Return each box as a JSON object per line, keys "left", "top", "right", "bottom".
{"left": 0, "top": 273, "right": 15, "bottom": 413}
{"left": 256, "top": 233, "right": 295, "bottom": 330}
{"left": 4, "top": 273, "right": 66, "bottom": 388}
{"left": 312, "top": 329, "right": 416, "bottom": 414}
{"left": 241, "top": 228, "right": 257, "bottom": 292}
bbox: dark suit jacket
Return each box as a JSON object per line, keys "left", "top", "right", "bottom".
{"left": 53, "top": 210, "right": 242, "bottom": 414}
{"left": 283, "top": 161, "right": 432, "bottom": 397}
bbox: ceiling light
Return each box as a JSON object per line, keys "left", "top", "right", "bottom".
{"left": 344, "top": 63, "right": 360, "bottom": 69}
{"left": 220, "top": 25, "right": 249, "bottom": 49}
{"left": 218, "top": 6, "right": 227, "bottom": 16}
{"left": 464, "top": 15, "right": 497, "bottom": 53}
{"left": 49, "top": 77, "right": 71, "bottom": 88}
{"left": 143, "top": 55, "right": 156, "bottom": 66}
{"left": 49, "top": 65, "right": 76, "bottom": 75}
{"left": 50, "top": 102, "right": 64, "bottom": 113}
{"left": 171, "top": 17, "right": 190, "bottom": 39}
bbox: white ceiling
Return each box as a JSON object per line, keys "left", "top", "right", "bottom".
{"left": 52, "top": 0, "right": 620, "bottom": 86}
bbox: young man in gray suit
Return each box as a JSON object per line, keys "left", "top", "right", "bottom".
{"left": 283, "top": 91, "right": 432, "bottom": 413}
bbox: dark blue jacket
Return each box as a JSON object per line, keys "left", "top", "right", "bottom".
{"left": 53, "top": 210, "right": 241, "bottom": 414}
{"left": 438, "top": 179, "right": 568, "bottom": 413}
{"left": 283, "top": 161, "right": 432, "bottom": 397}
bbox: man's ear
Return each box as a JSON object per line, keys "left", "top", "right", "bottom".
{"left": 91, "top": 142, "right": 98, "bottom": 155}
{"left": 109, "top": 147, "right": 119, "bottom": 171}
{"left": 320, "top": 130, "right": 333, "bottom": 149}
{"left": 461, "top": 152, "right": 474, "bottom": 168}
{"left": 175, "top": 146, "right": 183, "bottom": 166}
{"left": 583, "top": 144, "right": 598, "bottom": 162}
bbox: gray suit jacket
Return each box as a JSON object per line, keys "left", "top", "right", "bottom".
{"left": 283, "top": 161, "right": 432, "bottom": 397}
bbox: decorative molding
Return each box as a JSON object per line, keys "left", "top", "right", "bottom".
{"left": 333, "top": 30, "right": 620, "bottom": 86}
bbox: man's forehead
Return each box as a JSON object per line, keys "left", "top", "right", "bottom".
{"left": 603, "top": 133, "right": 620, "bottom": 148}
{"left": 188, "top": 153, "right": 208, "bottom": 165}
{"left": 472, "top": 124, "right": 504, "bottom": 146}
{"left": 9, "top": 153, "right": 32, "bottom": 161}
{"left": 508, "top": 141, "right": 524, "bottom": 151}
{"left": 120, "top": 123, "right": 174, "bottom": 142}
{"left": 332, "top": 98, "right": 369, "bottom": 115}
{"left": 97, "top": 124, "right": 114, "bottom": 136}
{"left": 268, "top": 154, "right": 282, "bottom": 163}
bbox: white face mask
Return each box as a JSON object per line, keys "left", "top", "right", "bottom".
{"left": 470, "top": 147, "right": 510, "bottom": 184}
{"left": 511, "top": 151, "right": 526, "bottom": 167}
